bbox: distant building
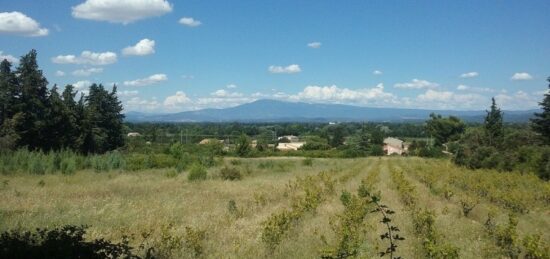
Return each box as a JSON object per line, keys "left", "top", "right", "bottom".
{"left": 127, "top": 132, "right": 141, "bottom": 137}
{"left": 199, "top": 138, "right": 224, "bottom": 145}
{"left": 383, "top": 137, "right": 407, "bottom": 155}
{"left": 278, "top": 135, "right": 300, "bottom": 143}
{"left": 277, "top": 142, "right": 305, "bottom": 151}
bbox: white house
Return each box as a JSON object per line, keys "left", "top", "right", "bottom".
{"left": 277, "top": 142, "right": 305, "bottom": 151}
{"left": 278, "top": 135, "right": 300, "bottom": 142}
{"left": 127, "top": 132, "right": 141, "bottom": 137}
{"left": 383, "top": 137, "right": 407, "bottom": 155}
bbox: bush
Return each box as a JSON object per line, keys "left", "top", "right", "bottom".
{"left": 220, "top": 166, "right": 242, "bottom": 180}
{"left": 0, "top": 225, "right": 137, "bottom": 258}
{"left": 302, "top": 157, "right": 313, "bottom": 166}
{"left": 188, "top": 163, "right": 207, "bottom": 181}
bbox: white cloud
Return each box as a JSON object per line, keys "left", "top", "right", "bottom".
{"left": 72, "top": 0, "right": 173, "bottom": 24}
{"left": 179, "top": 17, "right": 201, "bottom": 27}
{"left": 373, "top": 70, "right": 382, "bottom": 75}
{"left": 289, "top": 84, "right": 397, "bottom": 106}
{"left": 307, "top": 42, "right": 321, "bottom": 48}
{"left": 122, "top": 38, "right": 155, "bottom": 56}
{"left": 511, "top": 72, "right": 533, "bottom": 81}
{"left": 0, "top": 51, "right": 18, "bottom": 63}
{"left": 394, "top": 79, "right": 439, "bottom": 89}
{"left": 211, "top": 89, "right": 243, "bottom": 98}
{"left": 55, "top": 70, "right": 65, "bottom": 77}
{"left": 118, "top": 90, "right": 139, "bottom": 97}
{"left": 72, "top": 67, "right": 103, "bottom": 77}
{"left": 226, "top": 84, "right": 237, "bottom": 89}
{"left": 416, "top": 89, "right": 486, "bottom": 109}
{"left": 460, "top": 72, "right": 479, "bottom": 78}
{"left": 268, "top": 64, "right": 301, "bottom": 74}
{"left": 457, "top": 84, "right": 469, "bottom": 91}
{"left": 495, "top": 90, "right": 538, "bottom": 109}
{"left": 164, "top": 91, "right": 192, "bottom": 108}
{"left": 52, "top": 51, "right": 117, "bottom": 65}
{"left": 72, "top": 80, "right": 92, "bottom": 93}
{"left": 456, "top": 84, "right": 495, "bottom": 93}
{"left": 123, "top": 73, "right": 167, "bottom": 86}
{"left": 0, "top": 12, "right": 48, "bottom": 37}
{"left": 126, "top": 97, "right": 161, "bottom": 111}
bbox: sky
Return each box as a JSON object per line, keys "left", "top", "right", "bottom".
{"left": 1, "top": 0, "right": 549, "bottom": 112}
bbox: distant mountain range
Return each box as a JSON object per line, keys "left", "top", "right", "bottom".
{"left": 124, "top": 99, "right": 538, "bottom": 123}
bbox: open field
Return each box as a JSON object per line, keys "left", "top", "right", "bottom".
{"left": 1, "top": 157, "right": 549, "bottom": 258}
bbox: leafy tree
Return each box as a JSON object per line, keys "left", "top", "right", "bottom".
{"left": 235, "top": 134, "right": 251, "bottom": 157}
{"left": 329, "top": 125, "right": 345, "bottom": 147}
{"left": 484, "top": 98, "right": 504, "bottom": 147}
{"left": 531, "top": 77, "right": 550, "bottom": 145}
{"left": 425, "top": 113, "right": 465, "bottom": 146}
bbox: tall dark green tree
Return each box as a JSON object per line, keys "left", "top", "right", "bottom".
{"left": 0, "top": 59, "right": 20, "bottom": 127}
{"left": 84, "top": 84, "right": 125, "bottom": 153}
{"left": 44, "top": 85, "right": 77, "bottom": 151}
{"left": 16, "top": 50, "right": 50, "bottom": 150}
{"left": 484, "top": 98, "right": 503, "bottom": 147}
{"left": 531, "top": 77, "right": 550, "bottom": 145}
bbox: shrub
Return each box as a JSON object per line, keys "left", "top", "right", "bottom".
{"left": 230, "top": 159, "right": 241, "bottom": 166}
{"left": 60, "top": 158, "right": 76, "bottom": 175}
{"left": 0, "top": 225, "right": 137, "bottom": 258}
{"left": 302, "top": 157, "right": 313, "bottom": 166}
{"left": 183, "top": 226, "right": 206, "bottom": 258}
{"left": 459, "top": 196, "right": 479, "bottom": 217}
{"left": 188, "top": 163, "right": 207, "bottom": 181}
{"left": 523, "top": 234, "right": 549, "bottom": 259}
{"left": 220, "top": 166, "right": 242, "bottom": 181}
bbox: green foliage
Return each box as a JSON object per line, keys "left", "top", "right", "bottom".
{"left": 459, "top": 196, "right": 478, "bottom": 217}
{"left": 523, "top": 234, "right": 550, "bottom": 259}
{"left": 531, "top": 77, "right": 550, "bottom": 145}
{"left": 235, "top": 134, "right": 251, "bottom": 157}
{"left": 220, "top": 166, "right": 242, "bottom": 180}
{"left": 300, "top": 136, "right": 331, "bottom": 151}
{"left": 188, "top": 163, "right": 207, "bottom": 181}
{"left": 0, "top": 225, "right": 138, "bottom": 258}
{"left": 485, "top": 98, "right": 504, "bottom": 147}
{"left": 302, "top": 157, "right": 313, "bottom": 166}
{"left": 425, "top": 113, "right": 465, "bottom": 146}
{"left": 183, "top": 226, "right": 206, "bottom": 258}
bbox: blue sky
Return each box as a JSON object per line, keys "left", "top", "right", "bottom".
{"left": 1, "top": 0, "right": 549, "bottom": 112}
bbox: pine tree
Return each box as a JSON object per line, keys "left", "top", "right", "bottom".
{"left": 61, "top": 85, "right": 80, "bottom": 150}
{"left": 531, "top": 77, "right": 550, "bottom": 145}
{"left": 484, "top": 97, "right": 504, "bottom": 147}
{"left": 16, "top": 50, "right": 50, "bottom": 150}
{"left": 45, "top": 85, "right": 76, "bottom": 151}
{"left": 0, "top": 59, "right": 19, "bottom": 126}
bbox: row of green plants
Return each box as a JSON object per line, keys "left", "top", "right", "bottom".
{"left": 412, "top": 159, "right": 550, "bottom": 213}
{"left": 261, "top": 171, "right": 336, "bottom": 253}
{"left": 390, "top": 169, "right": 460, "bottom": 258}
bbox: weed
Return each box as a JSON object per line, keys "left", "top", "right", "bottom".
{"left": 188, "top": 163, "right": 207, "bottom": 181}
{"left": 184, "top": 226, "right": 206, "bottom": 258}
{"left": 302, "top": 157, "right": 314, "bottom": 166}
{"left": 220, "top": 166, "right": 242, "bottom": 181}
{"left": 459, "top": 196, "right": 479, "bottom": 217}
{"left": 37, "top": 180, "right": 45, "bottom": 187}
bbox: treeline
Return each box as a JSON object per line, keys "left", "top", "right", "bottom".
{"left": 424, "top": 78, "right": 550, "bottom": 180}
{"left": 0, "top": 50, "right": 124, "bottom": 154}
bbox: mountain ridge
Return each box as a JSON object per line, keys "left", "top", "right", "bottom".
{"left": 124, "top": 99, "right": 538, "bottom": 123}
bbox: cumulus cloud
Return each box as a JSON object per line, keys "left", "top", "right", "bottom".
{"left": 0, "top": 12, "right": 48, "bottom": 36}
{"left": 511, "top": 72, "right": 533, "bottom": 81}
{"left": 495, "top": 90, "right": 539, "bottom": 110}
{"left": 55, "top": 70, "right": 65, "bottom": 77}
{"left": 394, "top": 79, "right": 439, "bottom": 89}
{"left": 118, "top": 90, "right": 139, "bottom": 97}
{"left": 373, "top": 70, "right": 382, "bottom": 75}
{"left": 307, "top": 42, "right": 321, "bottom": 48}
{"left": 268, "top": 64, "right": 301, "bottom": 74}
{"left": 72, "top": 0, "right": 173, "bottom": 24}
{"left": 122, "top": 38, "right": 155, "bottom": 56}
{"left": 456, "top": 84, "right": 495, "bottom": 93}
{"left": 0, "top": 51, "right": 18, "bottom": 63}
{"left": 211, "top": 89, "right": 243, "bottom": 98}
{"left": 164, "top": 91, "right": 192, "bottom": 108}
{"left": 123, "top": 73, "right": 167, "bottom": 86}
{"left": 460, "top": 72, "right": 479, "bottom": 78}
{"left": 126, "top": 97, "right": 160, "bottom": 111}
{"left": 179, "top": 17, "right": 201, "bottom": 27}
{"left": 52, "top": 51, "right": 117, "bottom": 65}
{"left": 416, "top": 89, "right": 486, "bottom": 109}
{"left": 290, "top": 84, "right": 397, "bottom": 106}
{"left": 72, "top": 67, "right": 103, "bottom": 76}
{"left": 226, "top": 84, "right": 237, "bottom": 89}
{"left": 72, "top": 81, "right": 92, "bottom": 95}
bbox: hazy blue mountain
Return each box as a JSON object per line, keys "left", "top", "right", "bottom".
{"left": 124, "top": 99, "right": 537, "bottom": 123}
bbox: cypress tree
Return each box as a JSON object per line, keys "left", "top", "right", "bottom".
{"left": 16, "top": 50, "right": 50, "bottom": 150}
{"left": 484, "top": 97, "right": 504, "bottom": 147}
{"left": 531, "top": 77, "right": 550, "bottom": 145}
{"left": 0, "top": 59, "right": 20, "bottom": 126}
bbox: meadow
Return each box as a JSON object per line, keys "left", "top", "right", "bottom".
{"left": 1, "top": 156, "right": 548, "bottom": 258}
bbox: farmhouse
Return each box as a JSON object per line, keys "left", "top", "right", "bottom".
{"left": 199, "top": 138, "right": 224, "bottom": 145}
{"left": 127, "top": 132, "right": 141, "bottom": 137}
{"left": 277, "top": 142, "right": 305, "bottom": 151}
{"left": 383, "top": 137, "right": 407, "bottom": 155}
{"left": 278, "top": 135, "right": 300, "bottom": 143}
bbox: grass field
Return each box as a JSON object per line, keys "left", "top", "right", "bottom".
{"left": 1, "top": 157, "right": 549, "bottom": 258}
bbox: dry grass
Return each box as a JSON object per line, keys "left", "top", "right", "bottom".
{"left": 1, "top": 157, "right": 548, "bottom": 258}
